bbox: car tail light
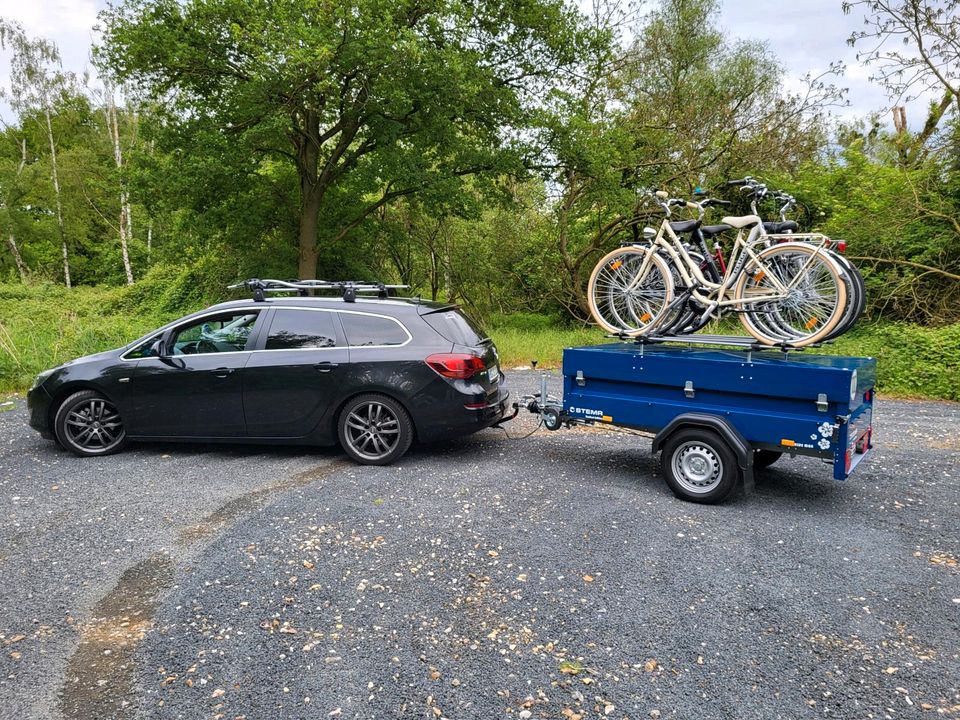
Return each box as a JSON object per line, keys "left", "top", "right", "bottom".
{"left": 425, "top": 353, "right": 486, "bottom": 379}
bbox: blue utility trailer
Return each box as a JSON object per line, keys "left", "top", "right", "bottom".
{"left": 521, "top": 337, "right": 876, "bottom": 503}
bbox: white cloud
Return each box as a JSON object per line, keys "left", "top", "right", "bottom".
{"left": 0, "top": 0, "right": 105, "bottom": 120}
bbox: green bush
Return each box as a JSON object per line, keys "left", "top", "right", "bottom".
{"left": 825, "top": 322, "right": 960, "bottom": 400}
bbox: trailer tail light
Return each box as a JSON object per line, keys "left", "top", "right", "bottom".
{"left": 864, "top": 388, "right": 872, "bottom": 403}
{"left": 426, "top": 353, "right": 486, "bottom": 380}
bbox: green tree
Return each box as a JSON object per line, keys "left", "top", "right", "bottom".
{"left": 0, "top": 20, "right": 78, "bottom": 286}
{"left": 844, "top": 0, "right": 960, "bottom": 164}
{"left": 540, "top": 0, "right": 841, "bottom": 316}
{"left": 98, "top": 0, "right": 589, "bottom": 280}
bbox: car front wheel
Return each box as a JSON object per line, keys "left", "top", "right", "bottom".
{"left": 54, "top": 390, "right": 127, "bottom": 457}
{"left": 338, "top": 394, "right": 413, "bottom": 466}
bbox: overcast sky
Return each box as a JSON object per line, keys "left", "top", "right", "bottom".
{"left": 0, "top": 0, "right": 934, "bottom": 129}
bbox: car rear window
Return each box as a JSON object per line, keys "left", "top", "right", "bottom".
{"left": 265, "top": 309, "right": 339, "bottom": 350}
{"left": 341, "top": 313, "right": 409, "bottom": 346}
{"left": 423, "top": 309, "right": 489, "bottom": 346}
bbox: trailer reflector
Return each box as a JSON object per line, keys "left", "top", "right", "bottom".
{"left": 781, "top": 438, "right": 796, "bottom": 447}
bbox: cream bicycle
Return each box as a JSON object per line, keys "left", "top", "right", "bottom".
{"left": 587, "top": 191, "right": 849, "bottom": 347}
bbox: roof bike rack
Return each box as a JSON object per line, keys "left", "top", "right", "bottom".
{"left": 227, "top": 279, "right": 410, "bottom": 303}
{"left": 603, "top": 331, "right": 824, "bottom": 362}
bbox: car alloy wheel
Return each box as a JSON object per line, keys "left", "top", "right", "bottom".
{"left": 54, "top": 390, "right": 127, "bottom": 456}
{"left": 338, "top": 394, "right": 413, "bottom": 466}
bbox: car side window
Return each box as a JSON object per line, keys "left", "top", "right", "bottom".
{"left": 171, "top": 313, "right": 259, "bottom": 355}
{"left": 125, "top": 334, "right": 163, "bottom": 359}
{"left": 341, "top": 313, "right": 408, "bottom": 346}
{"left": 264, "top": 309, "right": 340, "bottom": 350}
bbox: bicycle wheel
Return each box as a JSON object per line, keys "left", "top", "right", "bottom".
{"left": 735, "top": 243, "right": 847, "bottom": 347}
{"left": 745, "top": 248, "right": 864, "bottom": 343}
{"left": 588, "top": 246, "right": 675, "bottom": 335}
{"left": 823, "top": 253, "right": 866, "bottom": 340}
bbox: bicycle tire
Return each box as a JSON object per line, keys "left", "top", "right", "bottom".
{"left": 735, "top": 243, "right": 848, "bottom": 347}
{"left": 588, "top": 246, "right": 675, "bottom": 335}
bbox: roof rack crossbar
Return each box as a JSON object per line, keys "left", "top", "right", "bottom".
{"left": 227, "top": 279, "right": 409, "bottom": 303}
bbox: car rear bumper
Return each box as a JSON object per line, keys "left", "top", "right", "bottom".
{"left": 414, "top": 383, "right": 510, "bottom": 443}
{"left": 27, "top": 385, "right": 54, "bottom": 438}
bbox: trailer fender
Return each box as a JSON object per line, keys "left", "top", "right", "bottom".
{"left": 652, "top": 413, "right": 755, "bottom": 494}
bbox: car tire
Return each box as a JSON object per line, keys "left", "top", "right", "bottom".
{"left": 660, "top": 428, "right": 739, "bottom": 504}
{"left": 338, "top": 394, "right": 413, "bottom": 466}
{"left": 753, "top": 449, "right": 782, "bottom": 469}
{"left": 54, "top": 390, "right": 127, "bottom": 457}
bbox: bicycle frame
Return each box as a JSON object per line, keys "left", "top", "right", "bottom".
{"left": 626, "top": 220, "right": 833, "bottom": 312}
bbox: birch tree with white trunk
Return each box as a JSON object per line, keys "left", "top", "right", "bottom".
{"left": 0, "top": 20, "right": 77, "bottom": 287}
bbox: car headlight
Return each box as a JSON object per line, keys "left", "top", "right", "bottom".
{"left": 31, "top": 369, "right": 55, "bottom": 390}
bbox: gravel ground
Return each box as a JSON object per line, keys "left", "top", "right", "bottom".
{"left": 0, "top": 370, "right": 958, "bottom": 720}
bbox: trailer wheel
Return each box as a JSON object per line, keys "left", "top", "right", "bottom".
{"left": 753, "top": 449, "right": 782, "bottom": 469}
{"left": 660, "top": 428, "right": 738, "bottom": 504}
{"left": 542, "top": 407, "right": 563, "bottom": 431}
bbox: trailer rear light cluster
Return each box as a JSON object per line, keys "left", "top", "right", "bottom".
{"left": 425, "top": 353, "right": 486, "bottom": 380}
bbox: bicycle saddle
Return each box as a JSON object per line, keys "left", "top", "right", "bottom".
{"left": 701, "top": 224, "right": 731, "bottom": 237}
{"left": 720, "top": 214, "right": 761, "bottom": 229}
{"left": 763, "top": 221, "right": 799, "bottom": 233}
{"left": 669, "top": 219, "right": 700, "bottom": 234}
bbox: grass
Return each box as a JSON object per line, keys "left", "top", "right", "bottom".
{"left": 0, "top": 283, "right": 185, "bottom": 392}
{"left": 2, "top": 283, "right": 957, "bottom": 401}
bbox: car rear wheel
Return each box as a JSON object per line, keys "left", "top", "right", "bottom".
{"left": 54, "top": 390, "right": 127, "bottom": 457}
{"left": 338, "top": 394, "right": 413, "bottom": 466}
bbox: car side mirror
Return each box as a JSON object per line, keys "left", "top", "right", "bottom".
{"left": 150, "top": 339, "right": 167, "bottom": 358}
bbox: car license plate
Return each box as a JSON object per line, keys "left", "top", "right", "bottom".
{"left": 488, "top": 365, "right": 500, "bottom": 383}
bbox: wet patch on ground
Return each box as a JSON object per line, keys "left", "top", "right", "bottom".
{"left": 178, "top": 460, "right": 347, "bottom": 544}
{"left": 59, "top": 553, "right": 175, "bottom": 720}
{"left": 58, "top": 459, "right": 346, "bottom": 719}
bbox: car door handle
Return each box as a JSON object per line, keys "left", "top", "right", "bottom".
{"left": 314, "top": 362, "right": 339, "bottom": 373}
{"left": 210, "top": 367, "right": 235, "bottom": 378}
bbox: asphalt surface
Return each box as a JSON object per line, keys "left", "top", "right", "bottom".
{"left": 0, "top": 370, "right": 958, "bottom": 720}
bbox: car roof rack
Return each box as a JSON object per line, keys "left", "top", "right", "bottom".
{"left": 227, "top": 278, "right": 409, "bottom": 303}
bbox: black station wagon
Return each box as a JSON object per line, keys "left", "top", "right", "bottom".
{"left": 27, "top": 283, "right": 509, "bottom": 465}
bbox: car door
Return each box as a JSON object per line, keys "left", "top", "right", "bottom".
{"left": 124, "top": 310, "right": 262, "bottom": 438}
{"left": 242, "top": 307, "right": 350, "bottom": 438}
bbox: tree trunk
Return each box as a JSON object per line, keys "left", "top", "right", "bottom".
{"left": 297, "top": 191, "right": 321, "bottom": 280}
{"left": 6, "top": 235, "right": 27, "bottom": 280}
{"left": 45, "top": 107, "right": 70, "bottom": 288}
{"left": 107, "top": 91, "right": 134, "bottom": 285}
